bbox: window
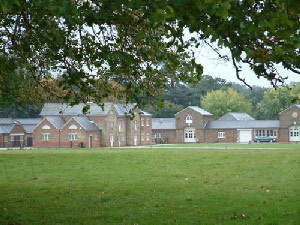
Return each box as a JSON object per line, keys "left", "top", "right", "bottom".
{"left": 69, "top": 124, "right": 78, "bottom": 130}
{"left": 186, "top": 115, "right": 192, "bottom": 124}
{"left": 110, "top": 110, "right": 114, "bottom": 114}
{"left": 134, "top": 120, "right": 137, "bottom": 130}
{"left": 188, "top": 130, "right": 194, "bottom": 138}
{"left": 146, "top": 119, "right": 149, "bottom": 126}
{"left": 118, "top": 120, "right": 122, "bottom": 132}
{"left": 110, "top": 122, "right": 114, "bottom": 129}
{"left": 95, "top": 134, "right": 98, "bottom": 141}
{"left": 155, "top": 133, "right": 162, "bottom": 138}
{"left": 121, "top": 136, "right": 125, "bottom": 142}
{"left": 69, "top": 133, "right": 78, "bottom": 141}
{"left": 146, "top": 133, "right": 150, "bottom": 141}
{"left": 141, "top": 135, "right": 144, "bottom": 141}
{"left": 218, "top": 132, "right": 226, "bottom": 138}
{"left": 141, "top": 118, "right": 144, "bottom": 126}
{"left": 3, "top": 135, "right": 8, "bottom": 142}
{"left": 42, "top": 124, "right": 50, "bottom": 130}
{"left": 42, "top": 133, "right": 50, "bottom": 141}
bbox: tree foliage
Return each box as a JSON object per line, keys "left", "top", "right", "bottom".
{"left": 144, "top": 100, "right": 184, "bottom": 118}
{"left": 256, "top": 84, "right": 300, "bottom": 119}
{"left": 0, "top": 0, "right": 299, "bottom": 106}
{"left": 201, "top": 88, "right": 253, "bottom": 119}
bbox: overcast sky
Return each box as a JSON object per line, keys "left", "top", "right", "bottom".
{"left": 194, "top": 44, "right": 300, "bottom": 88}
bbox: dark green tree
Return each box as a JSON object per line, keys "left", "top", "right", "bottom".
{"left": 0, "top": 0, "right": 299, "bottom": 107}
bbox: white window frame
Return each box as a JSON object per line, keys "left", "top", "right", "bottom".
{"left": 94, "top": 134, "right": 98, "bottom": 141}
{"left": 42, "top": 133, "right": 50, "bottom": 141}
{"left": 155, "top": 133, "right": 162, "bottom": 138}
{"left": 146, "top": 119, "right": 149, "bottom": 126}
{"left": 69, "top": 133, "right": 78, "bottom": 141}
{"left": 110, "top": 122, "right": 114, "bottom": 129}
{"left": 141, "top": 134, "right": 144, "bottom": 141}
{"left": 141, "top": 118, "right": 144, "bottom": 126}
{"left": 134, "top": 120, "right": 137, "bottom": 130}
{"left": 186, "top": 115, "right": 192, "bottom": 124}
{"left": 218, "top": 132, "right": 226, "bottom": 138}
{"left": 146, "top": 133, "right": 150, "bottom": 141}
{"left": 118, "top": 120, "right": 122, "bottom": 132}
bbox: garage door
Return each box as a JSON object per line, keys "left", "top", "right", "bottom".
{"left": 238, "top": 129, "right": 252, "bottom": 143}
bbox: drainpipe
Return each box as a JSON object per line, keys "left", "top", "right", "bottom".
{"left": 140, "top": 115, "right": 142, "bottom": 146}
{"left": 59, "top": 130, "right": 61, "bottom": 148}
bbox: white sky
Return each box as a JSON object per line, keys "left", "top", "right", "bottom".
{"left": 195, "top": 44, "right": 300, "bottom": 88}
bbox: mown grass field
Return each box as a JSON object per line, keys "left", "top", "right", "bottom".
{"left": 0, "top": 144, "right": 299, "bottom": 225}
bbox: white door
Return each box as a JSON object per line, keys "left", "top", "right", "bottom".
{"left": 134, "top": 135, "right": 138, "bottom": 145}
{"left": 239, "top": 129, "right": 252, "bottom": 143}
{"left": 110, "top": 134, "right": 114, "bottom": 147}
{"left": 289, "top": 126, "right": 300, "bottom": 142}
{"left": 184, "top": 128, "right": 196, "bottom": 142}
{"left": 89, "top": 135, "right": 92, "bottom": 148}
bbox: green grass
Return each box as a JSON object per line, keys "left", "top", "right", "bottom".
{"left": 0, "top": 145, "right": 300, "bottom": 225}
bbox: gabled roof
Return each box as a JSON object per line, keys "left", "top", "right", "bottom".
{"left": 15, "top": 118, "right": 41, "bottom": 125}
{"left": 44, "top": 116, "right": 66, "bottom": 130}
{"left": 152, "top": 118, "right": 176, "bottom": 130}
{"left": 175, "top": 106, "right": 212, "bottom": 116}
{"left": 141, "top": 111, "right": 152, "bottom": 116}
{"left": 72, "top": 116, "right": 100, "bottom": 131}
{"left": 22, "top": 125, "right": 37, "bottom": 133}
{"left": 0, "top": 124, "right": 14, "bottom": 134}
{"left": 114, "top": 103, "right": 136, "bottom": 116}
{"left": 205, "top": 120, "right": 280, "bottom": 129}
{"left": 279, "top": 104, "right": 300, "bottom": 114}
{"left": 218, "top": 113, "right": 255, "bottom": 121}
{"left": 40, "top": 103, "right": 113, "bottom": 116}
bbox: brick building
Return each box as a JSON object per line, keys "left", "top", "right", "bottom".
{"left": 0, "top": 118, "right": 41, "bottom": 148}
{"left": 33, "top": 102, "right": 152, "bottom": 148}
{"left": 152, "top": 105, "right": 300, "bottom": 143}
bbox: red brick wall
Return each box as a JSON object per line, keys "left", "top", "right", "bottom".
{"left": 140, "top": 115, "right": 152, "bottom": 145}
{"left": 203, "top": 129, "right": 238, "bottom": 143}
{"left": 152, "top": 129, "right": 176, "bottom": 144}
{"left": 60, "top": 118, "right": 101, "bottom": 148}
{"left": 277, "top": 128, "right": 289, "bottom": 142}
{"left": 33, "top": 119, "right": 61, "bottom": 148}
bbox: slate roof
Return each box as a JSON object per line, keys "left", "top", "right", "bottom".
{"left": 40, "top": 103, "right": 113, "bottom": 116}
{"left": 0, "top": 118, "right": 14, "bottom": 124}
{"left": 114, "top": 103, "right": 136, "bottom": 116}
{"left": 15, "top": 118, "right": 41, "bottom": 125}
{"left": 141, "top": 111, "right": 152, "bottom": 116}
{"left": 0, "top": 124, "right": 14, "bottom": 134}
{"left": 22, "top": 125, "right": 37, "bottom": 133}
{"left": 44, "top": 116, "right": 66, "bottom": 130}
{"left": 175, "top": 106, "right": 212, "bottom": 116}
{"left": 152, "top": 118, "right": 176, "bottom": 130}
{"left": 218, "top": 113, "right": 255, "bottom": 121}
{"left": 205, "top": 120, "right": 280, "bottom": 129}
{"left": 72, "top": 116, "right": 100, "bottom": 131}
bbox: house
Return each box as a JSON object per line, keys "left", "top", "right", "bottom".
{"left": 0, "top": 118, "right": 41, "bottom": 148}
{"left": 152, "top": 106, "right": 212, "bottom": 144}
{"left": 33, "top": 102, "right": 152, "bottom": 148}
{"left": 152, "top": 105, "right": 300, "bottom": 143}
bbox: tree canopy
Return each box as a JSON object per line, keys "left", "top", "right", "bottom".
{"left": 201, "top": 88, "right": 253, "bottom": 119}
{"left": 256, "top": 83, "right": 300, "bottom": 119}
{"left": 0, "top": 0, "right": 299, "bottom": 107}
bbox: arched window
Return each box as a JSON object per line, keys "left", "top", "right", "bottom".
{"left": 186, "top": 115, "right": 192, "bottom": 124}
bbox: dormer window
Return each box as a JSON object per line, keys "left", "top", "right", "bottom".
{"left": 186, "top": 115, "right": 192, "bottom": 124}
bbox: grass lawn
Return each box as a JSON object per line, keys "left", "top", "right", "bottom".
{"left": 0, "top": 144, "right": 299, "bottom": 224}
